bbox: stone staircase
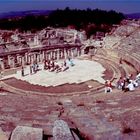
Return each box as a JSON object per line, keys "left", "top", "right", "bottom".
{"left": 0, "top": 84, "right": 140, "bottom": 139}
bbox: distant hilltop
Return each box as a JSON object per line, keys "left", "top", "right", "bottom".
{"left": 0, "top": 10, "right": 53, "bottom": 19}
{"left": 125, "top": 13, "right": 140, "bottom": 19}
{"left": 0, "top": 10, "right": 140, "bottom": 20}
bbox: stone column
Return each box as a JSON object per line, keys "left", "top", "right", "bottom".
{"left": 67, "top": 49, "right": 69, "bottom": 58}
{"left": 14, "top": 55, "right": 18, "bottom": 66}
{"left": 52, "top": 51, "right": 56, "bottom": 60}
{"left": 40, "top": 51, "right": 44, "bottom": 62}
{"left": 73, "top": 48, "right": 77, "bottom": 57}
{"left": 31, "top": 54, "right": 34, "bottom": 64}
{"left": 16, "top": 55, "right": 19, "bottom": 64}
{"left": 16, "top": 54, "right": 22, "bottom": 66}
{"left": 33, "top": 53, "right": 36, "bottom": 63}
{"left": 41, "top": 51, "right": 44, "bottom": 62}
{"left": 49, "top": 52, "right": 52, "bottom": 60}
{"left": 16, "top": 54, "right": 21, "bottom": 63}
{"left": 25, "top": 53, "right": 28, "bottom": 64}
{"left": 4, "top": 57, "right": 9, "bottom": 69}
{"left": 27, "top": 54, "right": 30, "bottom": 64}
{"left": 44, "top": 51, "right": 49, "bottom": 60}
{"left": 28, "top": 54, "right": 31, "bottom": 64}
{"left": 64, "top": 49, "right": 67, "bottom": 59}
{"left": 7, "top": 55, "right": 11, "bottom": 66}
{"left": 19, "top": 56, "right": 22, "bottom": 66}
{"left": 71, "top": 48, "right": 74, "bottom": 58}
{"left": 36, "top": 53, "right": 38, "bottom": 63}
{"left": 50, "top": 51, "right": 53, "bottom": 60}
{"left": 7, "top": 56, "right": 12, "bottom": 68}
{"left": 0, "top": 58, "right": 4, "bottom": 70}
{"left": 57, "top": 50, "right": 59, "bottom": 60}
{"left": 10, "top": 57, "right": 15, "bottom": 68}
{"left": 78, "top": 47, "right": 81, "bottom": 56}
{"left": 43, "top": 51, "right": 45, "bottom": 61}
{"left": 68, "top": 49, "right": 72, "bottom": 58}
{"left": 54, "top": 51, "right": 57, "bottom": 60}
{"left": 21, "top": 55, "right": 25, "bottom": 66}
{"left": 60, "top": 50, "right": 63, "bottom": 59}
{"left": 54, "top": 50, "right": 57, "bottom": 60}
{"left": 44, "top": 51, "right": 47, "bottom": 61}
{"left": 62, "top": 49, "right": 65, "bottom": 59}
{"left": 59, "top": 50, "right": 62, "bottom": 59}
{"left": 76, "top": 47, "right": 79, "bottom": 56}
{"left": 38, "top": 53, "right": 41, "bottom": 62}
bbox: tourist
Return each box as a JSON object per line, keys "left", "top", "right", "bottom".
{"left": 49, "top": 60, "right": 55, "bottom": 71}
{"left": 54, "top": 61, "right": 61, "bottom": 72}
{"left": 117, "top": 77, "right": 124, "bottom": 89}
{"left": 21, "top": 66, "right": 24, "bottom": 76}
{"left": 54, "top": 61, "right": 59, "bottom": 67}
{"left": 32, "top": 62, "right": 39, "bottom": 73}
{"left": 50, "top": 60, "right": 54, "bottom": 67}
{"left": 136, "top": 72, "right": 140, "bottom": 85}
{"left": 124, "top": 80, "right": 135, "bottom": 92}
{"left": 56, "top": 65, "right": 62, "bottom": 73}
{"left": 126, "top": 74, "right": 133, "bottom": 84}
{"left": 44, "top": 60, "right": 47, "bottom": 70}
{"left": 50, "top": 60, "right": 55, "bottom": 72}
{"left": 60, "top": 60, "right": 68, "bottom": 71}
{"left": 133, "top": 80, "right": 139, "bottom": 88}
{"left": 105, "top": 80, "right": 112, "bottom": 93}
{"left": 64, "top": 60, "right": 67, "bottom": 67}
{"left": 122, "top": 78, "right": 126, "bottom": 91}
{"left": 119, "top": 57, "right": 122, "bottom": 65}
{"left": 45, "top": 60, "right": 51, "bottom": 70}
{"left": 136, "top": 72, "right": 140, "bottom": 80}
{"left": 68, "top": 57, "right": 75, "bottom": 66}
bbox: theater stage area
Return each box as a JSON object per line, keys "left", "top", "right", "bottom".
{"left": 3, "top": 59, "right": 106, "bottom": 87}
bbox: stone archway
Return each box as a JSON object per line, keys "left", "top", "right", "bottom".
{"left": 84, "top": 46, "right": 97, "bottom": 55}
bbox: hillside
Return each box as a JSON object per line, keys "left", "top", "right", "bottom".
{"left": 125, "top": 13, "right": 140, "bottom": 19}
{"left": 0, "top": 10, "right": 52, "bottom": 19}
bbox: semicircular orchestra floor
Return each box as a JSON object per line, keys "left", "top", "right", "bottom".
{"left": 2, "top": 58, "right": 109, "bottom": 95}
{"left": 14, "top": 59, "right": 105, "bottom": 86}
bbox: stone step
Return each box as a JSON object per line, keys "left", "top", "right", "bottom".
{"left": 10, "top": 126, "right": 43, "bottom": 140}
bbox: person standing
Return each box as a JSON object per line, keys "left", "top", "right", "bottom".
{"left": 21, "top": 66, "right": 24, "bottom": 76}
{"left": 124, "top": 80, "right": 135, "bottom": 92}
{"left": 105, "top": 80, "right": 112, "bottom": 93}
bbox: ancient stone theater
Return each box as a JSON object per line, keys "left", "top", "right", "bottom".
{"left": 0, "top": 20, "right": 140, "bottom": 140}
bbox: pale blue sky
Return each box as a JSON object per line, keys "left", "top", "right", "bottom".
{"left": 0, "top": 0, "right": 140, "bottom": 14}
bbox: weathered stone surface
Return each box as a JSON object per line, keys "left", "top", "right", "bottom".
{"left": 53, "top": 120, "right": 74, "bottom": 140}
{"left": 0, "top": 128, "right": 8, "bottom": 140}
{"left": 0, "top": 19, "right": 140, "bottom": 140}
{"left": 10, "top": 126, "right": 43, "bottom": 140}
